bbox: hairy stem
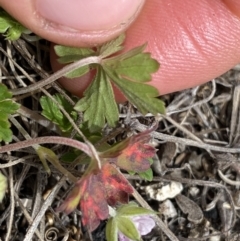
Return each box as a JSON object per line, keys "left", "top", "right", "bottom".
{"left": 11, "top": 56, "right": 101, "bottom": 96}
{"left": 0, "top": 136, "right": 93, "bottom": 157}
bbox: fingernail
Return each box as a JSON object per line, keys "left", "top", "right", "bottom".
{"left": 35, "top": 0, "right": 145, "bottom": 31}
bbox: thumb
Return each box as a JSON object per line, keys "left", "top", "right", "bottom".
{"left": 0, "top": 0, "right": 144, "bottom": 47}
{"left": 122, "top": 0, "right": 240, "bottom": 95}
{"left": 54, "top": 0, "right": 240, "bottom": 101}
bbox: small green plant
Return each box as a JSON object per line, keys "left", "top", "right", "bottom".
{"left": 106, "top": 202, "right": 156, "bottom": 241}
{"left": 54, "top": 34, "right": 165, "bottom": 131}
{"left": 0, "top": 84, "right": 20, "bottom": 143}
{"left": 0, "top": 8, "right": 31, "bottom": 40}
{"left": 0, "top": 12, "right": 163, "bottom": 238}
{"left": 57, "top": 128, "right": 157, "bottom": 231}
{"left": 40, "top": 34, "right": 164, "bottom": 234}
{"left": 40, "top": 93, "right": 77, "bottom": 134}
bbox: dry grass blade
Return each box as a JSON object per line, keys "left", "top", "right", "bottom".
{"left": 23, "top": 176, "right": 66, "bottom": 241}
{"left": 229, "top": 84, "right": 240, "bottom": 145}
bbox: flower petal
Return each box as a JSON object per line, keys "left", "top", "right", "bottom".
{"left": 132, "top": 216, "right": 155, "bottom": 235}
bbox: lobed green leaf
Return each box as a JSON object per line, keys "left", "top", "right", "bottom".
{"left": 40, "top": 94, "right": 77, "bottom": 133}
{"left": 107, "top": 43, "right": 146, "bottom": 62}
{"left": 54, "top": 45, "right": 95, "bottom": 63}
{"left": 0, "top": 84, "right": 20, "bottom": 142}
{"left": 74, "top": 66, "right": 119, "bottom": 131}
{"left": 54, "top": 45, "right": 95, "bottom": 78}
{"left": 106, "top": 52, "right": 160, "bottom": 82}
{"left": 99, "top": 34, "right": 125, "bottom": 58}
{"left": 54, "top": 34, "right": 165, "bottom": 130}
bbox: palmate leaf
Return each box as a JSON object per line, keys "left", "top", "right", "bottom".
{"left": 0, "top": 84, "right": 20, "bottom": 142}
{"left": 74, "top": 66, "right": 119, "bottom": 131}
{"left": 55, "top": 33, "right": 165, "bottom": 131}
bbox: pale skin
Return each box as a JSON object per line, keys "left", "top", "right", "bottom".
{"left": 1, "top": 0, "right": 240, "bottom": 101}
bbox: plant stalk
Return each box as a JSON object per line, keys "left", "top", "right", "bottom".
{"left": 11, "top": 56, "right": 101, "bottom": 96}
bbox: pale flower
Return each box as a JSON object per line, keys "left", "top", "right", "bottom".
{"left": 118, "top": 215, "right": 155, "bottom": 241}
